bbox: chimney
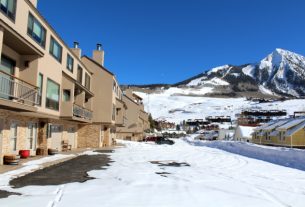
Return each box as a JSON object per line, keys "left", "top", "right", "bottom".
{"left": 71, "top": 41, "right": 81, "bottom": 59}
{"left": 29, "top": 0, "right": 38, "bottom": 8}
{"left": 93, "top": 43, "right": 105, "bottom": 66}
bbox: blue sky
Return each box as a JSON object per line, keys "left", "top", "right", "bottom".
{"left": 39, "top": 0, "right": 305, "bottom": 84}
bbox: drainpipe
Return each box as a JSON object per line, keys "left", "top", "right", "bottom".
{"left": 290, "top": 136, "right": 292, "bottom": 148}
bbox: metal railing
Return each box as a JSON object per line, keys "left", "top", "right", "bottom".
{"left": 0, "top": 70, "right": 39, "bottom": 106}
{"left": 73, "top": 104, "right": 93, "bottom": 120}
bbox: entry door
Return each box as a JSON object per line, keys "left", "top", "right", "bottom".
{"left": 51, "top": 125, "right": 62, "bottom": 151}
{"left": 0, "top": 119, "right": 4, "bottom": 155}
{"left": 0, "top": 56, "right": 15, "bottom": 100}
{"left": 67, "top": 127, "right": 76, "bottom": 149}
{"left": 26, "top": 123, "right": 37, "bottom": 151}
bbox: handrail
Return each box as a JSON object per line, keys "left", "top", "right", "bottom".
{"left": 0, "top": 72, "right": 39, "bottom": 105}
{"left": 73, "top": 103, "right": 93, "bottom": 120}
{"left": 0, "top": 70, "right": 38, "bottom": 89}
{"left": 73, "top": 103, "right": 93, "bottom": 112}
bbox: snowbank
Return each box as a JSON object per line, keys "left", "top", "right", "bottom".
{"left": 184, "top": 136, "right": 305, "bottom": 171}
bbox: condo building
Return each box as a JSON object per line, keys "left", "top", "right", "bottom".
{"left": 79, "top": 47, "right": 127, "bottom": 148}
{"left": 0, "top": 0, "right": 97, "bottom": 164}
{"left": 116, "top": 89, "right": 150, "bottom": 141}
{"left": 0, "top": 0, "right": 150, "bottom": 165}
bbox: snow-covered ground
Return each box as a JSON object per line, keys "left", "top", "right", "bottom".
{"left": 136, "top": 90, "right": 305, "bottom": 124}
{"left": 1, "top": 140, "right": 305, "bottom": 207}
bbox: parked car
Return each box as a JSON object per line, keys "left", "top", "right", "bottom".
{"left": 145, "top": 136, "right": 159, "bottom": 142}
{"left": 155, "top": 137, "right": 175, "bottom": 145}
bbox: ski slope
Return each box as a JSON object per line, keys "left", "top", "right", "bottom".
{"left": 135, "top": 90, "right": 305, "bottom": 124}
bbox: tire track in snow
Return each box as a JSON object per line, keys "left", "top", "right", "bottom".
{"left": 46, "top": 185, "right": 65, "bottom": 207}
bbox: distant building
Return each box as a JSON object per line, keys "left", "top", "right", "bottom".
{"left": 155, "top": 120, "right": 176, "bottom": 130}
{"left": 206, "top": 116, "right": 231, "bottom": 123}
{"left": 116, "top": 89, "right": 150, "bottom": 141}
{"left": 237, "top": 109, "right": 287, "bottom": 127}
{"left": 218, "top": 129, "right": 234, "bottom": 140}
{"left": 253, "top": 118, "right": 305, "bottom": 148}
{"left": 234, "top": 126, "right": 256, "bottom": 142}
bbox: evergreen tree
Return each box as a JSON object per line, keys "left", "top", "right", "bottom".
{"left": 148, "top": 113, "right": 155, "bottom": 129}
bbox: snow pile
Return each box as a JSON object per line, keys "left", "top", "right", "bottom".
{"left": 184, "top": 137, "right": 305, "bottom": 171}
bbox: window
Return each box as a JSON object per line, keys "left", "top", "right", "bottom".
{"left": 27, "top": 123, "right": 37, "bottom": 150}
{"left": 279, "top": 131, "right": 285, "bottom": 141}
{"left": 27, "top": 13, "right": 46, "bottom": 47}
{"left": 10, "top": 122, "right": 17, "bottom": 151}
{"left": 85, "top": 73, "right": 90, "bottom": 90}
{"left": 66, "top": 54, "right": 74, "bottom": 72}
{"left": 0, "top": 119, "right": 4, "bottom": 140}
{"left": 63, "top": 89, "right": 70, "bottom": 102}
{"left": 112, "top": 104, "right": 116, "bottom": 121}
{"left": 46, "top": 79, "right": 60, "bottom": 111}
{"left": 0, "top": 55, "right": 15, "bottom": 100}
{"left": 113, "top": 82, "right": 116, "bottom": 92}
{"left": 0, "top": 0, "right": 16, "bottom": 20}
{"left": 77, "top": 66, "right": 83, "bottom": 83}
{"left": 37, "top": 73, "right": 43, "bottom": 105}
{"left": 49, "top": 37, "right": 62, "bottom": 62}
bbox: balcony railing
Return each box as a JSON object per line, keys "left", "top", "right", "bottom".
{"left": 73, "top": 104, "right": 93, "bottom": 121}
{"left": 0, "top": 70, "right": 39, "bottom": 106}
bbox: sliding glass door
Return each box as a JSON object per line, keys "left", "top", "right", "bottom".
{"left": 0, "top": 56, "right": 15, "bottom": 100}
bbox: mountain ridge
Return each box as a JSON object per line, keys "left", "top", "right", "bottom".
{"left": 126, "top": 48, "right": 305, "bottom": 98}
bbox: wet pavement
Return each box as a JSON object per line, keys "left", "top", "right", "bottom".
{"left": 10, "top": 154, "right": 113, "bottom": 188}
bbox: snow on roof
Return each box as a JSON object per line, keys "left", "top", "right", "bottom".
{"left": 263, "top": 120, "right": 290, "bottom": 131}
{"left": 255, "top": 121, "right": 277, "bottom": 131}
{"left": 270, "top": 130, "right": 279, "bottom": 137}
{"left": 238, "top": 126, "right": 256, "bottom": 138}
{"left": 286, "top": 120, "right": 305, "bottom": 136}
{"left": 277, "top": 118, "right": 305, "bottom": 131}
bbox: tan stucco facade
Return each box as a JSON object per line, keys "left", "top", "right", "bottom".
{"left": 116, "top": 89, "right": 150, "bottom": 141}
{"left": 0, "top": 0, "right": 150, "bottom": 165}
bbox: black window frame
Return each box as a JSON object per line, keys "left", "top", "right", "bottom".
{"left": 37, "top": 73, "right": 43, "bottom": 106}
{"left": 77, "top": 66, "right": 83, "bottom": 84}
{"left": 49, "top": 36, "right": 63, "bottom": 63}
{"left": 84, "top": 73, "right": 90, "bottom": 90}
{"left": 0, "top": 0, "right": 16, "bottom": 21}
{"left": 62, "top": 89, "right": 71, "bottom": 102}
{"left": 66, "top": 54, "right": 74, "bottom": 72}
{"left": 27, "top": 12, "right": 46, "bottom": 48}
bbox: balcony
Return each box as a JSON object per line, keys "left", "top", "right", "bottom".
{"left": 0, "top": 70, "right": 39, "bottom": 111}
{"left": 73, "top": 104, "right": 93, "bottom": 121}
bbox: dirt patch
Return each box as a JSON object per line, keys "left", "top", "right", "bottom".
{"left": 0, "top": 190, "right": 21, "bottom": 199}
{"left": 10, "top": 155, "right": 112, "bottom": 188}
{"left": 150, "top": 161, "right": 191, "bottom": 167}
{"left": 155, "top": 172, "right": 171, "bottom": 177}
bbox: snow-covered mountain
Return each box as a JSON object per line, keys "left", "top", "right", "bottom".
{"left": 180, "top": 48, "right": 305, "bottom": 97}
{"left": 128, "top": 49, "right": 305, "bottom": 123}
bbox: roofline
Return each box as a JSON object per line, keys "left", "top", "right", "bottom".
{"left": 132, "top": 93, "right": 143, "bottom": 100}
{"left": 24, "top": 0, "right": 92, "bottom": 74}
{"left": 82, "top": 56, "right": 115, "bottom": 76}
{"left": 123, "top": 94, "right": 139, "bottom": 106}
